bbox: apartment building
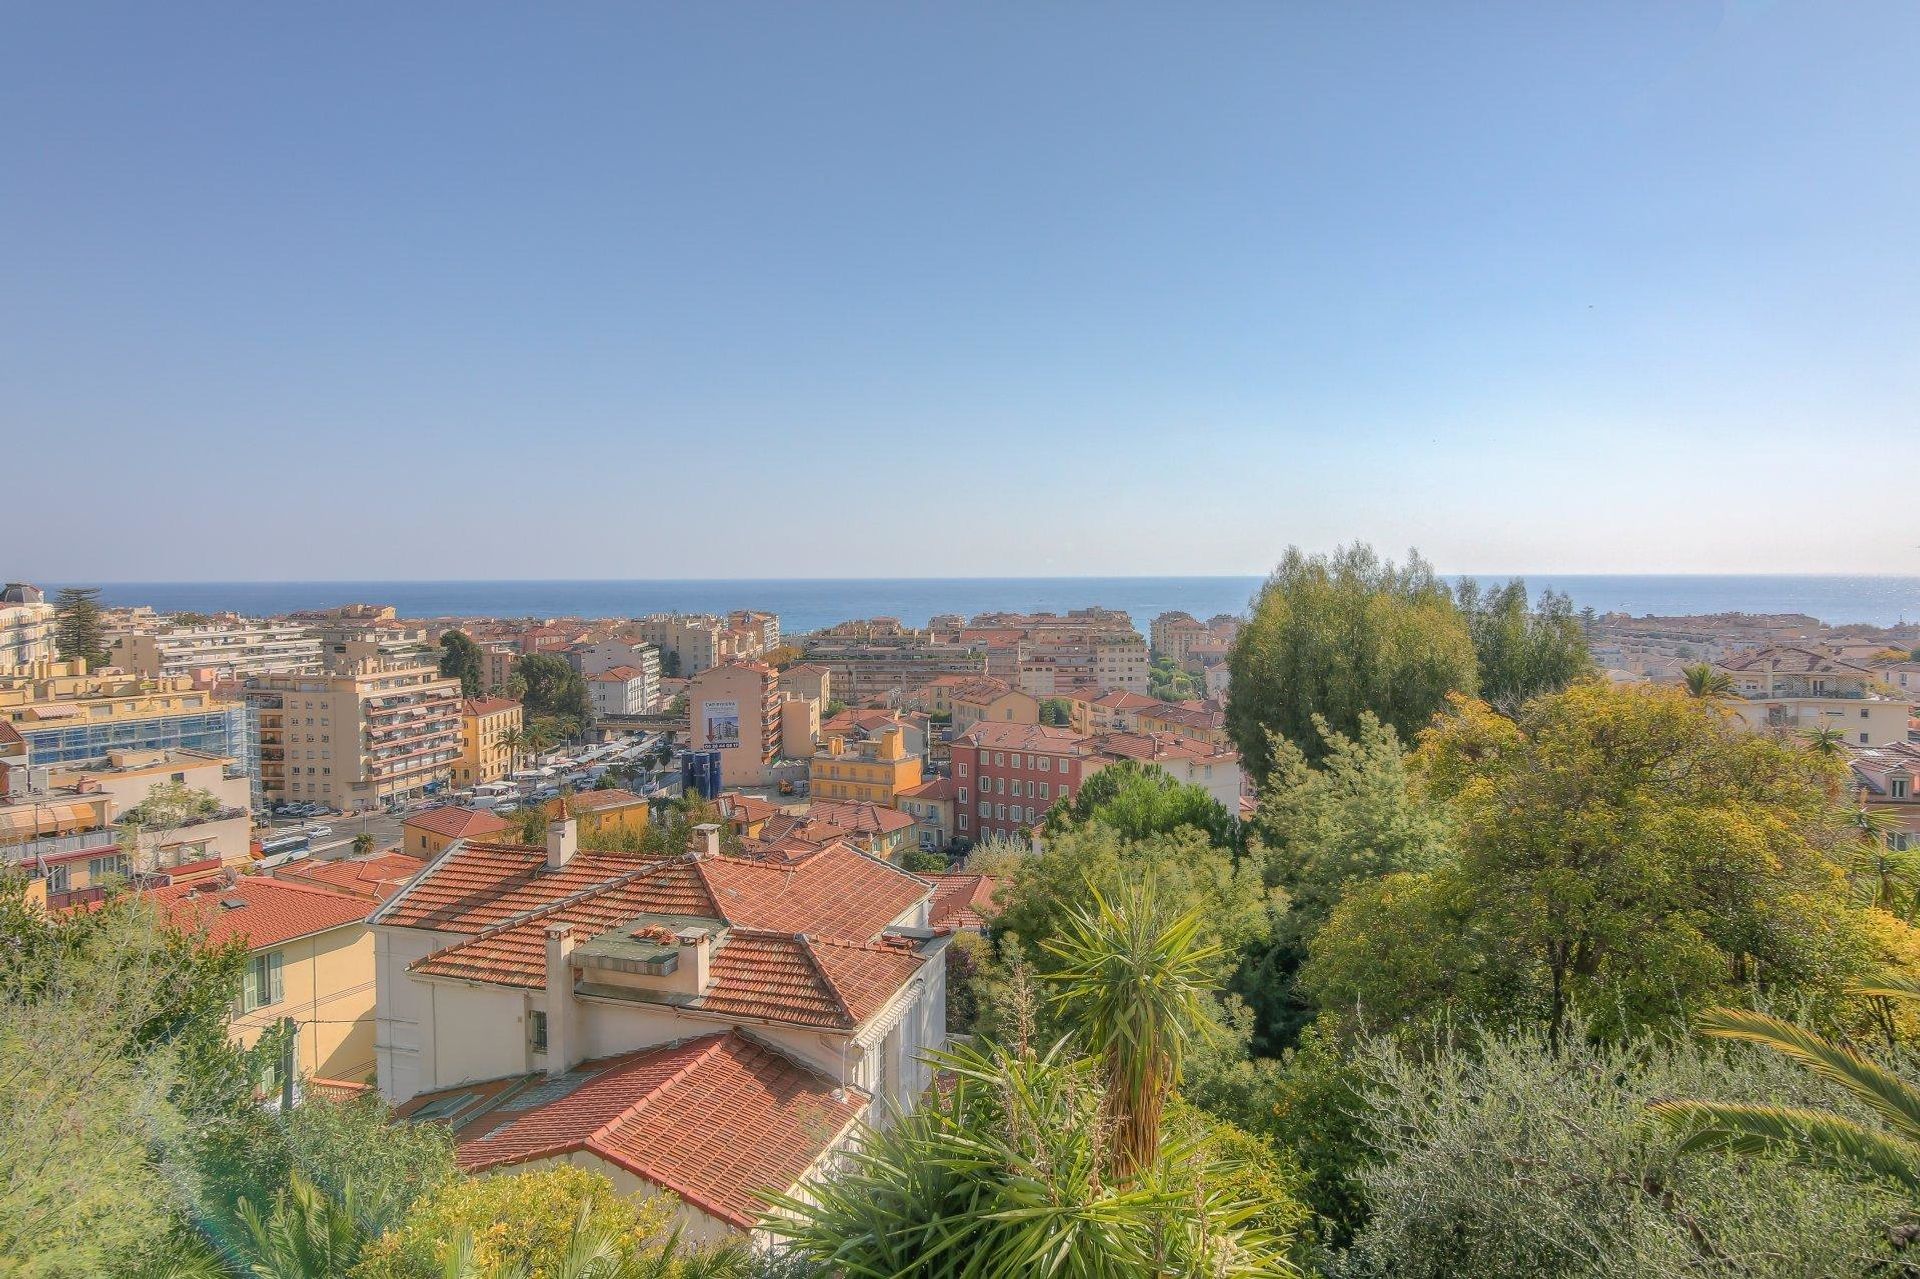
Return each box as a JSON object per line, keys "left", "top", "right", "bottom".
{"left": 1713, "top": 646, "right": 1915, "bottom": 746}
{"left": 587, "top": 666, "right": 654, "bottom": 719}
{"left": 247, "top": 661, "right": 464, "bottom": 811}
{"left": 896, "top": 774, "right": 956, "bottom": 851}
{"left": 1090, "top": 732, "right": 1243, "bottom": 812}
{"left": 797, "top": 635, "right": 987, "bottom": 705}
{"left": 549, "top": 787, "right": 650, "bottom": 843}
{"left": 308, "top": 616, "right": 432, "bottom": 672}
{"left": 1150, "top": 612, "right": 1210, "bottom": 663}
{"left": 819, "top": 707, "right": 931, "bottom": 761}
{"left": 942, "top": 676, "right": 1039, "bottom": 734}
{"left": 0, "top": 583, "right": 56, "bottom": 668}
{"left": 777, "top": 662, "right": 832, "bottom": 706}
{"left": 372, "top": 822, "right": 947, "bottom": 1242}
{"left": 456, "top": 696, "right": 522, "bottom": 788}
{"left": 1853, "top": 742, "right": 1920, "bottom": 851}
{"left": 687, "top": 661, "right": 783, "bottom": 787}
{"left": 569, "top": 640, "right": 661, "bottom": 713}
{"left": 1093, "top": 634, "right": 1150, "bottom": 694}
{"left": 802, "top": 797, "right": 917, "bottom": 860}
{"left": 0, "top": 660, "right": 249, "bottom": 769}
{"left": 633, "top": 613, "right": 728, "bottom": 675}
{"left": 3, "top": 745, "right": 251, "bottom": 907}
{"left": 108, "top": 619, "right": 323, "bottom": 680}
{"left": 809, "top": 726, "right": 923, "bottom": 809}
{"left": 949, "top": 721, "right": 1094, "bottom": 843}
{"left": 1134, "top": 699, "right": 1231, "bottom": 748}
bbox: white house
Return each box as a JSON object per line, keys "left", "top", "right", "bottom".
{"left": 371, "top": 820, "right": 947, "bottom": 1241}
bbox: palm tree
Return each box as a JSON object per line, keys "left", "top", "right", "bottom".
{"left": 1844, "top": 805, "right": 1918, "bottom": 915}
{"left": 498, "top": 726, "right": 526, "bottom": 775}
{"left": 434, "top": 1205, "right": 750, "bottom": 1277}
{"left": 1650, "top": 993, "right": 1920, "bottom": 1193}
{"left": 351, "top": 831, "right": 376, "bottom": 858}
{"left": 236, "top": 1173, "right": 368, "bottom": 1279}
{"left": 1041, "top": 881, "right": 1222, "bottom": 1179}
{"left": 1682, "top": 663, "right": 1735, "bottom": 700}
{"left": 1802, "top": 724, "right": 1850, "bottom": 757}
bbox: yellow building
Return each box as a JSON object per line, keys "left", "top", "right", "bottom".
{"left": 550, "top": 788, "right": 651, "bottom": 844}
{"left": 401, "top": 804, "right": 513, "bottom": 858}
{"left": 457, "top": 696, "right": 523, "bottom": 787}
{"left": 152, "top": 873, "right": 383, "bottom": 1085}
{"left": 246, "top": 660, "right": 464, "bottom": 812}
{"left": 809, "top": 727, "right": 923, "bottom": 808}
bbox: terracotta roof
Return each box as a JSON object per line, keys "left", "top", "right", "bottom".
{"left": 399, "top": 1032, "right": 867, "bottom": 1228}
{"left": 589, "top": 666, "right": 644, "bottom": 681}
{"left": 1092, "top": 731, "right": 1238, "bottom": 766}
{"left": 897, "top": 775, "right": 955, "bottom": 802}
{"left": 1089, "top": 690, "right": 1161, "bottom": 710}
{"left": 462, "top": 697, "right": 520, "bottom": 717}
{"left": 153, "top": 876, "right": 371, "bottom": 950}
{"left": 780, "top": 663, "right": 830, "bottom": 676}
{"left": 563, "top": 788, "right": 648, "bottom": 812}
{"left": 374, "top": 843, "right": 667, "bottom": 932}
{"left": 805, "top": 799, "right": 916, "bottom": 836}
{"left": 273, "top": 851, "right": 427, "bottom": 903}
{"left": 720, "top": 793, "right": 781, "bottom": 823}
{"left": 923, "top": 873, "right": 1001, "bottom": 931}
{"left": 955, "top": 721, "right": 1090, "bottom": 754}
{"left": 950, "top": 677, "right": 1024, "bottom": 706}
{"left": 1717, "top": 646, "right": 1874, "bottom": 676}
{"left": 402, "top": 806, "right": 512, "bottom": 842}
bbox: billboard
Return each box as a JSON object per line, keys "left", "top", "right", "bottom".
{"left": 702, "top": 699, "right": 741, "bottom": 749}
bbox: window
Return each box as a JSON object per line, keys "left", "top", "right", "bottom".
{"left": 958, "top": 787, "right": 968, "bottom": 803}
{"left": 1039, "top": 757, "right": 1051, "bottom": 771}
{"left": 1862, "top": 733, "right": 1871, "bottom": 744}
{"left": 1011, "top": 780, "right": 1023, "bottom": 798}
{"left": 1894, "top": 778, "right": 1910, "bottom": 799}
{"left": 1037, "top": 783, "right": 1049, "bottom": 800}
{"left": 528, "top": 1009, "right": 548, "bottom": 1051}
{"left": 87, "top": 853, "right": 129, "bottom": 882}
{"left": 1025, "top": 806, "right": 1035, "bottom": 823}
{"left": 958, "top": 762, "right": 968, "bottom": 778}
{"left": 979, "top": 800, "right": 991, "bottom": 817}
{"left": 994, "top": 752, "right": 1004, "bottom": 766}
{"left": 239, "top": 951, "right": 284, "bottom": 1013}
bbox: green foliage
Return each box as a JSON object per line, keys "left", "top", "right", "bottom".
{"left": 1453, "top": 578, "right": 1593, "bottom": 715}
{"left": 53, "top": 585, "right": 108, "bottom": 669}
{"left": 513, "top": 654, "right": 591, "bottom": 735}
{"left": 900, "top": 847, "right": 947, "bottom": 873}
{"left": 237, "top": 1172, "right": 371, "bottom": 1279}
{"left": 1304, "top": 684, "right": 1883, "bottom": 1047}
{"left": 1043, "top": 758, "right": 1236, "bottom": 848}
{"left": 944, "top": 929, "right": 988, "bottom": 1034}
{"left": 437, "top": 631, "right": 487, "bottom": 698}
{"left": 764, "top": 1040, "right": 1299, "bottom": 1277}
{"left": 1242, "top": 713, "right": 1452, "bottom": 1048}
{"left": 1039, "top": 697, "right": 1075, "bottom": 726}
{"left": 1340, "top": 1022, "right": 1913, "bottom": 1278}
{"left": 1226, "top": 544, "right": 1477, "bottom": 782}
{"left": 1043, "top": 883, "right": 1223, "bottom": 1176}
{"left": 1148, "top": 656, "right": 1203, "bottom": 702}
{"left": 281, "top": 1093, "right": 457, "bottom": 1238}
{"left": 1682, "top": 662, "right": 1736, "bottom": 699}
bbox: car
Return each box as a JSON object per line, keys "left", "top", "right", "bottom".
{"left": 494, "top": 802, "right": 519, "bottom": 814}
{"left": 304, "top": 824, "right": 334, "bottom": 839}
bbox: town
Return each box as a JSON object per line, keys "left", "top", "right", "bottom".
{"left": 7, "top": 570, "right": 1920, "bottom": 1273}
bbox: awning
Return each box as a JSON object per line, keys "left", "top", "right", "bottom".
{"left": 0, "top": 803, "right": 103, "bottom": 836}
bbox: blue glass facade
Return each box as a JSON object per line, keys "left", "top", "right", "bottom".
{"left": 21, "top": 705, "right": 249, "bottom": 768}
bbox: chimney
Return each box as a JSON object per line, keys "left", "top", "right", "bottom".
{"left": 692, "top": 822, "right": 721, "bottom": 860}
{"left": 543, "top": 923, "right": 576, "bottom": 1077}
{"left": 676, "top": 926, "right": 712, "bottom": 991}
{"left": 546, "top": 817, "right": 577, "bottom": 870}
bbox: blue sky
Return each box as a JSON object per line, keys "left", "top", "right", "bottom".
{"left": 6, "top": 3, "right": 1918, "bottom": 580}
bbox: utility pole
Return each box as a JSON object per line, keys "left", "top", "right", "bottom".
{"left": 280, "top": 1016, "right": 299, "bottom": 1112}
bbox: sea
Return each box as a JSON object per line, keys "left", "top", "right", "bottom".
{"left": 60, "top": 575, "right": 1920, "bottom": 633}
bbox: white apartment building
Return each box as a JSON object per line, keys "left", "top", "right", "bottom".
{"left": 0, "top": 584, "right": 56, "bottom": 669}
{"left": 108, "top": 620, "right": 324, "bottom": 680}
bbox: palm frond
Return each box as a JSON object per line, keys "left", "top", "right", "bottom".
{"left": 1651, "top": 1098, "right": 1920, "bottom": 1193}
{"left": 1695, "top": 1006, "right": 1920, "bottom": 1141}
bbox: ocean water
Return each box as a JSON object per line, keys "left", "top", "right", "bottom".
{"left": 63, "top": 575, "right": 1920, "bottom": 633}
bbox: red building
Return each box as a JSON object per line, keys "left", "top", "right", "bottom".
{"left": 949, "top": 721, "right": 1093, "bottom": 843}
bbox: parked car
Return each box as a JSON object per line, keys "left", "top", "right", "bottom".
{"left": 304, "top": 824, "right": 334, "bottom": 839}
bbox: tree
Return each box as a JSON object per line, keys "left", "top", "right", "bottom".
{"left": 1039, "top": 697, "right": 1075, "bottom": 727}
{"left": 1343, "top": 1021, "right": 1910, "bottom": 1278}
{"left": 1226, "top": 544, "right": 1477, "bottom": 782}
{"left": 236, "top": 1172, "right": 370, "bottom": 1279}
{"left": 1241, "top": 714, "right": 1452, "bottom": 1048}
{"left": 280, "top": 1091, "right": 456, "bottom": 1240}
{"left": 659, "top": 650, "right": 682, "bottom": 678}
{"left": 1682, "top": 663, "right": 1735, "bottom": 700}
{"left": 1042, "top": 759, "right": 1236, "bottom": 848}
{"left": 119, "top": 779, "right": 224, "bottom": 874}
{"left": 513, "top": 654, "right": 590, "bottom": 736}
{"left": 1304, "top": 684, "right": 1888, "bottom": 1049}
{"left": 437, "top": 631, "right": 487, "bottom": 698}
{"left": 1148, "top": 656, "right": 1203, "bottom": 702}
{"left": 764, "top": 1040, "right": 1299, "bottom": 1277}
{"left": 763, "top": 644, "right": 804, "bottom": 669}
{"left": 1452, "top": 578, "right": 1592, "bottom": 714}
{"left": 901, "top": 847, "right": 947, "bottom": 874}
{"left": 53, "top": 585, "right": 109, "bottom": 669}
{"left": 1043, "top": 883, "right": 1222, "bottom": 1177}
{"left": 498, "top": 726, "right": 526, "bottom": 775}
{"left": 351, "top": 831, "right": 376, "bottom": 858}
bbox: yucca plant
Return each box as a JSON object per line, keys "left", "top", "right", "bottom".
{"left": 1041, "top": 881, "right": 1222, "bottom": 1179}
{"left": 435, "top": 1206, "right": 752, "bottom": 1278}
{"left": 235, "top": 1172, "right": 368, "bottom": 1279}
{"left": 1844, "top": 806, "right": 1920, "bottom": 916}
{"left": 762, "top": 1039, "right": 1294, "bottom": 1278}
{"left": 1650, "top": 998, "right": 1920, "bottom": 1194}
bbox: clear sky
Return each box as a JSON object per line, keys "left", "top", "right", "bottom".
{"left": 6, "top": 3, "right": 1918, "bottom": 581}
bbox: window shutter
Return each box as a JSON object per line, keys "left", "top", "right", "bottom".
{"left": 241, "top": 961, "right": 259, "bottom": 1013}
{"left": 267, "top": 952, "right": 284, "bottom": 1005}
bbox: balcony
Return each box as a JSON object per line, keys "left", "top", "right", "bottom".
{"left": 1, "top": 828, "right": 120, "bottom": 865}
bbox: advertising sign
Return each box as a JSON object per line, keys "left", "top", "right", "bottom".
{"left": 703, "top": 699, "right": 741, "bottom": 749}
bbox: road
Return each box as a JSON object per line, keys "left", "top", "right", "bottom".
{"left": 260, "top": 808, "right": 408, "bottom": 858}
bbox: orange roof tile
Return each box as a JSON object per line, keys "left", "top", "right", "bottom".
{"left": 922, "top": 873, "right": 1002, "bottom": 931}
{"left": 402, "top": 806, "right": 513, "bottom": 842}
{"left": 805, "top": 799, "right": 915, "bottom": 836}
{"left": 154, "top": 876, "right": 371, "bottom": 950}
{"left": 273, "top": 851, "right": 427, "bottom": 903}
{"left": 400, "top": 1032, "right": 867, "bottom": 1228}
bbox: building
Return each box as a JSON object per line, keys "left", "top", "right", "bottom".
{"left": 922, "top": 872, "right": 1002, "bottom": 932}
{"left": 947, "top": 677, "right": 1040, "bottom": 735}
{"left": 1713, "top": 647, "right": 1914, "bottom": 746}
{"left": 107, "top": 619, "right": 323, "bottom": 681}
{"left": 1133, "top": 699, "right": 1231, "bottom": 748}
{"left": 633, "top": 614, "right": 728, "bottom": 676}
{"left": 798, "top": 635, "right": 987, "bottom": 705}
{"left": 371, "top": 822, "right": 948, "bottom": 1242}
{"left": 0, "top": 660, "right": 249, "bottom": 768}
{"left": 0, "top": 583, "right": 56, "bottom": 669}
{"left": 587, "top": 666, "right": 654, "bottom": 719}
{"left": 306, "top": 616, "right": 433, "bottom": 672}
{"left": 247, "top": 661, "right": 464, "bottom": 812}
{"left": 810, "top": 727, "right": 923, "bottom": 809}
{"left": 819, "top": 707, "right": 932, "bottom": 761}
{"left": 550, "top": 788, "right": 650, "bottom": 843}
{"left": 896, "top": 775, "right": 956, "bottom": 852}
{"left": 1090, "top": 731, "right": 1243, "bottom": 812}
{"left": 802, "top": 797, "right": 918, "bottom": 860}
{"left": 777, "top": 663, "right": 832, "bottom": 706}
{"left": 150, "top": 870, "right": 387, "bottom": 1085}
{"left": 1853, "top": 742, "right": 1920, "bottom": 851}
{"left": 402, "top": 805, "right": 512, "bottom": 858}
{"left": 456, "top": 696, "right": 522, "bottom": 788}
{"left": 272, "top": 850, "right": 429, "bottom": 904}
{"left": 688, "top": 661, "right": 782, "bottom": 788}
{"left": 1093, "top": 635, "right": 1150, "bottom": 694}
{"left": 569, "top": 640, "right": 661, "bottom": 712}
{"left": 949, "top": 721, "right": 1095, "bottom": 843}
{"left": 1078, "top": 689, "right": 1161, "bottom": 733}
